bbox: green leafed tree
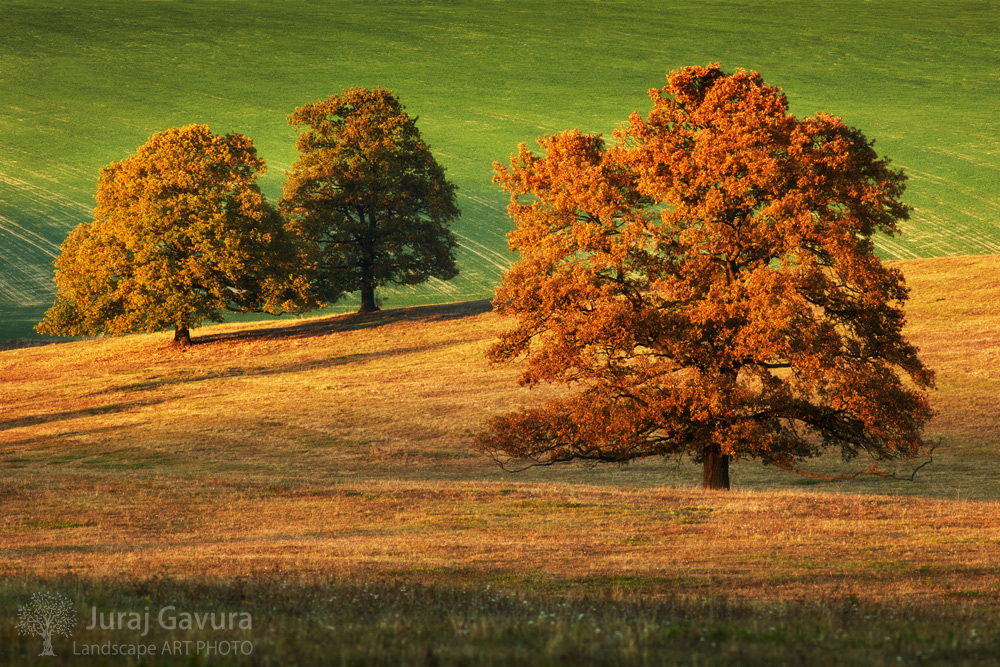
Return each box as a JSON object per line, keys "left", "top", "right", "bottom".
{"left": 477, "top": 65, "right": 935, "bottom": 490}
{"left": 37, "top": 125, "right": 315, "bottom": 346}
{"left": 280, "top": 87, "right": 460, "bottom": 313}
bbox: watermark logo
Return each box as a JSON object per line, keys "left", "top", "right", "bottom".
{"left": 16, "top": 592, "right": 76, "bottom": 657}
{"left": 16, "top": 590, "right": 255, "bottom": 658}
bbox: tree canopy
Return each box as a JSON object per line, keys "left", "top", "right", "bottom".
{"left": 280, "top": 87, "right": 460, "bottom": 313}
{"left": 477, "top": 64, "right": 935, "bottom": 490}
{"left": 37, "top": 125, "right": 313, "bottom": 345}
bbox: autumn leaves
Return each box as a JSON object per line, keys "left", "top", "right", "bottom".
{"left": 477, "top": 64, "right": 934, "bottom": 489}
{"left": 281, "top": 89, "right": 460, "bottom": 314}
{"left": 37, "top": 125, "right": 310, "bottom": 346}
{"left": 36, "top": 66, "right": 934, "bottom": 489}
{"left": 38, "top": 89, "right": 460, "bottom": 345}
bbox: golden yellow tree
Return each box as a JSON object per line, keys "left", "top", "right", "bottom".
{"left": 478, "top": 65, "right": 934, "bottom": 490}
{"left": 281, "top": 88, "right": 460, "bottom": 312}
{"left": 37, "top": 125, "right": 314, "bottom": 345}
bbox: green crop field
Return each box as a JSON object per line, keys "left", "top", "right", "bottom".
{"left": 1, "top": 0, "right": 998, "bottom": 339}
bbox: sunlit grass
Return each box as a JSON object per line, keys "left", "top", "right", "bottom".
{"left": 2, "top": 256, "right": 1000, "bottom": 663}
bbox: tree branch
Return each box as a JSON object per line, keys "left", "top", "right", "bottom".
{"left": 771, "top": 440, "right": 938, "bottom": 483}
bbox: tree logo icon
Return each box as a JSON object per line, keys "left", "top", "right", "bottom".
{"left": 16, "top": 592, "right": 76, "bottom": 656}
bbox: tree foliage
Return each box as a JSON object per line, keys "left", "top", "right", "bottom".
{"left": 281, "top": 87, "right": 460, "bottom": 313}
{"left": 477, "top": 65, "right": 934, "bottom": 489}
{"left": 37, "top": 125, "right": 314, "bottom": 345}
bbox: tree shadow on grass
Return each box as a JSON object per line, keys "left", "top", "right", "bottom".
{"left": 0, "top": 401, "right": 162, "bottom": 432}
{"left": 3, "top": 301, "right": 494, "bottom": 433}
{"left": 195, "top": 298, "right": 494, "bottom": 347}
{"left": 0, "top": 426, "right": 129, "bottom": 452}
{"left": 95, "top": 340, "right": 462, "bottom": 397}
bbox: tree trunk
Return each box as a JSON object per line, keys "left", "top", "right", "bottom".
{"left": 702, "top": 445, "right": 731, "bottom": 490}
{"left": 358, "top": 211, "right": 380, "bottom": 313}
{"left": 174, "top": 326, "right": 192, "bottom": 347}
{"left": 358, "top": 284, "right": 380, "bottom": 313}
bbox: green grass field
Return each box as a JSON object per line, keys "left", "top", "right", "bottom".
{"left": 1, "top": 0, "right": 998, "bottom": 339}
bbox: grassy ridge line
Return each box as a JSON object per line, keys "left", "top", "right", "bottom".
{"left": 1, "top": 0, "right": 998, "bottom": 339}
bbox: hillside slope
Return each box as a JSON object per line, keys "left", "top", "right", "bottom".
{"left": 2, "top": 0, "right": 998, "bottom": 339}
{"left": 1, "top": 256, "right": 1000, "bottom": 665}
{"left": 1, "top": 254, "right": 999, "bottom": 498}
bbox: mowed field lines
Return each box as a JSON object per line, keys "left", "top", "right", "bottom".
{"left": 1, "top": 0, "right": 998, "bottom": 338}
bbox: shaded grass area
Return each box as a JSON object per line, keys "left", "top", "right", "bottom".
{"left": 2, "top": 575, "right": 998, "bottom": 666}
{"left": 2, "top": 257, "right": 1000, "bottom": 663}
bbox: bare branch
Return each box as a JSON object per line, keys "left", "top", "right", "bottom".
{"left": 771, "top": 441, "right": 938, "bottom": 483}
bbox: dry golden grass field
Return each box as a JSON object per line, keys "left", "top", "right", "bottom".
{"left": 2, "top": 255, "right": 1000, "bottom": 665}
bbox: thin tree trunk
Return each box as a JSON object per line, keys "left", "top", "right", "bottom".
{"left": 174, "top": 326, "right": 192, "bottom": 347}
{"left": 702, "top": 445, "right": 731, "bottom": 490}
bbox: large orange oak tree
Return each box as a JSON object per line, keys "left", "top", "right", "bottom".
{"left": 477, "top": 65, "right": 934, "bottom": 490}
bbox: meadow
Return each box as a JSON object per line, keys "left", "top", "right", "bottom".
{"left": 2, "top": 254, "right": 1000, "bottom": 664}
{"left": 2, "top": 0, "right": 999, "bottom": 338}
